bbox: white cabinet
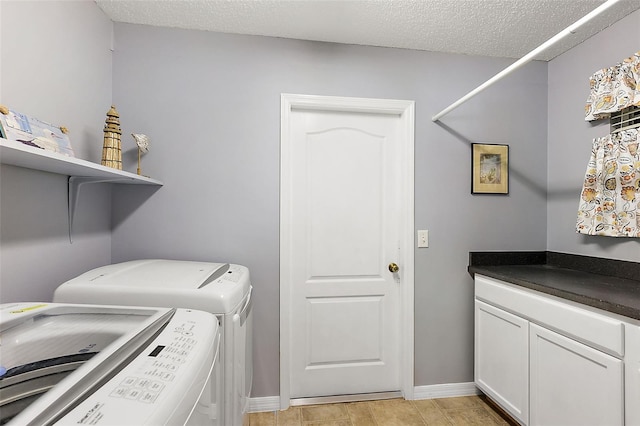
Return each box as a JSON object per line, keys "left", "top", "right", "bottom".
{"left": 475, "top": 300, "right": 529, "bottom": 424}
{"left": 475, "top": 275, "right": 627, "bottom": 426}
{"left": 529, "top": 323, "right": 623, "bottom": 426}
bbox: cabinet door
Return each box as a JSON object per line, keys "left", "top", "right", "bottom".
{"left": 475, "top": 300, "right": 529, "bottom": 424}
{"left": 530, "top": 323, "right": 623, "bottom": 426}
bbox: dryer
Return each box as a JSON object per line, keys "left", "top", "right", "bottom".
{"left": 0, "top": 302, "right": 221, "bottom": 425}
{"left": 54, "top": 259, "right": 253, "bottom": 426}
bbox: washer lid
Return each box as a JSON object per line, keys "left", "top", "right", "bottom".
{"left": 0, "top": 303, "right": 175, "bottom": 425}
{"left": 54, "top": 259, "right": 251, "bottom": 314}
{"left": 0, "top": 303, "right": 162, "bottom": 379}
{"left": 77, "top": 259, "right": 230, "bottom": 288}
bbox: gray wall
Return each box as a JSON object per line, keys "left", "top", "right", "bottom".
{"left": 0, "top": 0, "right": 114, "bottom": 302}
{"left": 110, "top": 23, "right": 548, "bottom": 397}
{"left": 547, "top": 9, "right": 640, "bottom": 262}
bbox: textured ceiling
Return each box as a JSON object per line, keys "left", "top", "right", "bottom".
{"left": 95, "top": 0, "right": 640, "bottom": 61}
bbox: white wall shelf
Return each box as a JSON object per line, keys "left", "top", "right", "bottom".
{"left": 0, "top": 137, "right": 163, "bottom": 242}
{"left": 0, "top": 137, "right": 162, "bottom": 184}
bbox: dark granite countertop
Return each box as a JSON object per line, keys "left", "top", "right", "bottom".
{"left": 468, "top": 251, "right": 640, "bottom": 320}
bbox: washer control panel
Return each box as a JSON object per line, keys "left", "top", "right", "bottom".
{"left": 56, "top": 309, "right": 218, "bottom": 425}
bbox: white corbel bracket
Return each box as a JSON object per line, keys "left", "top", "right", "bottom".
{"left": 68, "top": 176, "right": 133, "bottom": 243}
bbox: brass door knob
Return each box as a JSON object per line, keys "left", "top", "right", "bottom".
{"left": 388, "top": 263, "right": 399, "bottom": 273}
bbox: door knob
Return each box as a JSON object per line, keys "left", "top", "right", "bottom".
{"left": 388, "top": 263, "right": 399, "bottom": 273}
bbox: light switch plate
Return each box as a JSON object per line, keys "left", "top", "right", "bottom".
{"left": 418, "top": 230, "right": 428, "bottom": 248}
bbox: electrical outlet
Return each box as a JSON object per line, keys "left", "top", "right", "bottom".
{"left": 418, "top": 230, "right": 428, "bottom": 248}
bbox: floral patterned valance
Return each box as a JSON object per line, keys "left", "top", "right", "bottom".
{"left": 577, "top": 129, "right": 639, "bottom": 237}
{"left": 584, "top": 51, "right": 640, "bottom": 121}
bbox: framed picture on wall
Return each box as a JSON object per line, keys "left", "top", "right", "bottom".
{"left": 471, "top": 143, "right": 509, "bottom": 194}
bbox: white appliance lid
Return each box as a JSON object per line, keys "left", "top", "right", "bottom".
{"left": 54, "top": 259, "right": 251, "bottom": 314}
{"left": 81, "top": 259, "right": 229, "bottom": 289}
{"left": 0, "top": 303, "right": 175, "bottom": 425}
{"left": 1, "top": 305, "right": 153, "bottom": 376}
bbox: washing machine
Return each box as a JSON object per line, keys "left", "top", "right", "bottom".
{"left": 0, "top": 302, "right": 221, "bottom": 425}
{"left": 54, "top": 259, "right": 253, "bottom": 426}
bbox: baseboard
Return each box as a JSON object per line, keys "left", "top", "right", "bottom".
{"left": 248, "top": 383, "right": 481, "bottom": 412}
{"left": 248, "top": 396, "right": 280, "bottom": 413}
{"left": 413, "top": 382, "right": 481, "bottom": 400}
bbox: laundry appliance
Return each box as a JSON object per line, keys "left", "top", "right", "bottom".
{"left": 0, "top": 302, "right": 221, "bottom": 425}
{"left": 54, "top": 259, "right": 253, "bottom": 426}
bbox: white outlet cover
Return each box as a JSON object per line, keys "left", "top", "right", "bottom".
{"left": 418, "top": 230, "right": 428, "bottom": 248}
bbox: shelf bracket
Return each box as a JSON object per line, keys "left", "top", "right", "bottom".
{"left": 68, "top": 176, "right": 133, "bottom": 243}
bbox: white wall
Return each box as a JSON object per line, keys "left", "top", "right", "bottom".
{"left": 109, "top": 23, "right": 548, "bottom": 397}
{"left": 0, "top": 0, "right": 114, "bottom": 302}
{"left": 547, "top": 9, "right": 640, "bottom": 262}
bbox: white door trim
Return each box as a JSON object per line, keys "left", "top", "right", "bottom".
{"left": 279, "top": 93, "right": 415, "bottom": 409}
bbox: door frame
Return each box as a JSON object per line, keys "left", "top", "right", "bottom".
{"left": 279, "top": 93, "right": 415, "bottom": 409}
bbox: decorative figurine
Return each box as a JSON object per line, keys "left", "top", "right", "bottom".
{"left": 131, "top": 133, "right": 150, "bottom": 176}
{"left": 101, "top": 105, "right": 122, "bottom": 170}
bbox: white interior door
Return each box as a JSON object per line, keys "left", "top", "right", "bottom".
{"left": 280, "top": 94, "right": 414, "bottom": 403}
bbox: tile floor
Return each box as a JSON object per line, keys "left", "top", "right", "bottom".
{"left": 249, "top": 395, "right": 517, "bottom": 426}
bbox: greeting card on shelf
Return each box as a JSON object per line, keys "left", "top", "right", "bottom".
{"left": 0, "top": 105, "right": 74, "bottom": 157}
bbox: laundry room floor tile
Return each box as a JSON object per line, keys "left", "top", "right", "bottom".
{"left": 249, "top": 395, "right": 517, "bottom": 426}
{"left": 433, "top": 396, "right": 485, "bottom": 411}
{"left": 367, "top": 398, "right": 426, "bottom": 425}
{"left": 277, "top": 406, "right": 301, "bottom": 425}
{"left": 444, "top": 406, "right": 508, "bottom": 426}
{"left": 301, "top": 404, "right": 350, "bottom": 422}
{"left": 344, "top": 401, "right": 376, "bottom": 426}
{"left": 250, "top": 411, "right": 276, "bottom": 426}
{"left": 412, "top": 399, "right": 453, "bottom": 425}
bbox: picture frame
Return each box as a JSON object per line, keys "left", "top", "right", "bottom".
{"left": 471, "top": 143, "right": 509, "bottom": 194}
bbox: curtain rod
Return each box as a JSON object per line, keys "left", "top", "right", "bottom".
{"left": 431, "top": 0, "right": 622, "bottom": 122}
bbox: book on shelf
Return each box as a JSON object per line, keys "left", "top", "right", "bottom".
{"left": 0, "top": 107, "right": 74, "bottom": 157}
